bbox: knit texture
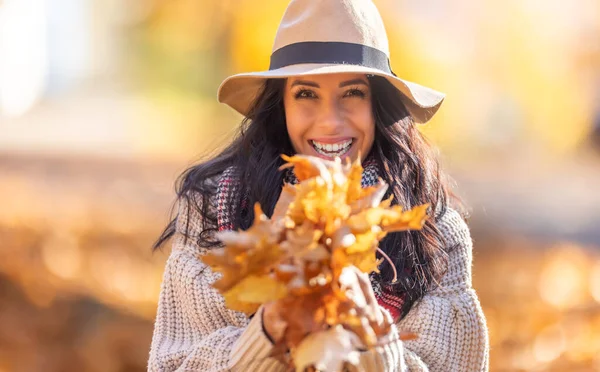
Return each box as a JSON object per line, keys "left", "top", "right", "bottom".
{"left": 148, "top": 176, "right": 490, "bottom": 371}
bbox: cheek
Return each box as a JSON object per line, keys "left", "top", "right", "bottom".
{"left": 284, "top": 103, "right": 309, "bottom": 149}
{"left": 354, "top": 107, "right": 375, "bottom": 145}
{"left": 363, "top": 125, "right": 376, "bottom": 156}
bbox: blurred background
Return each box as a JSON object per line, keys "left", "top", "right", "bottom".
{"left": 1, "top": 0, "right": 599, "bottom": 371}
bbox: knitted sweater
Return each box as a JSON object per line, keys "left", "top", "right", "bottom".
{"left": 148, "top": 193, "right": 490, "bottom": 372}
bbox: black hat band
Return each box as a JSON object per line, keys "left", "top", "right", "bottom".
{"left": 269, "top": 41, "right": 392, "bottom": 73}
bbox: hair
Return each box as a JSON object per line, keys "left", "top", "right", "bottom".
{"left": 153, "top": 75, "right": 468, "bottom": 319}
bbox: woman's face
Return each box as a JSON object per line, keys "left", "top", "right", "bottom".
{"left": 283, "top": 73, "right": 375, "bottom": 163}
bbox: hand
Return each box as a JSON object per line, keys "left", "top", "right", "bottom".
{"left": 262, "top": 266, "right": 391, "bottom": 345}
{"left": 338, "top": 265, "right": 389, "bottom": 328}
{"left": 262, "top": 301, "right": 288, "bottom": 343}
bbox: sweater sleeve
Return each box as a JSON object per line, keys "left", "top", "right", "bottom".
{"left": 147, "top": 194, "right": 287, "bottom": 372}
{"left": 396, "top": 208, "right": 490, "bottom": 371}
{"left": 356, "top": 208, "right": 490, "bottom": 372}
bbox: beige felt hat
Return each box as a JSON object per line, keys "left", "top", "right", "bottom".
{"left": 217, "top": 0, "right": 445, "bottom": 124}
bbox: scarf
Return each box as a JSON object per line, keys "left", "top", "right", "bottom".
{"left": 216, "top": 157, "right": 405, "bottom": 321}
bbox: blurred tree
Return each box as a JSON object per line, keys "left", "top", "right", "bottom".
{"left": 228, "top": 0, "right": 290, "bottom": 72}
{"left": 127, "top": 0, "right": 233, "bottom": 96}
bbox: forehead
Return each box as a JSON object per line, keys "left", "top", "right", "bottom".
{"left": 286, "top": 72, "right": 369, "bottom": 88}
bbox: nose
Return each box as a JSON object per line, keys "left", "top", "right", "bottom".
{"left": 316, "top": 99, "right": 345, "bottom": 133}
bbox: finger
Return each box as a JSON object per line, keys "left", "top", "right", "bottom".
{"left": 339, "top": 267, "right": 368, "bottom": 308}
{"left": 355, "top": 270, "right": 377, "bottom": 308}
{"left": 352, "top": 269, "right": 386, "bottom": 325}
{"left": 381, "top": 306, "right": 393, "bottom": 324}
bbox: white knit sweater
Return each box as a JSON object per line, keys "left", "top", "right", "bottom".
{"left": 148, "top": 194, "right": 490, "bottom": 371}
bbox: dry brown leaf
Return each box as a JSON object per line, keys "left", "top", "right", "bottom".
{"left": 201, "top": 154, "right": 430, "bottom": 371}
{"left": 273, "top": 183, "right": 297, "bottom": 221}
{"left": 201, "top": 203, "right": 284, "bottom": 293}
{"left": 280, "top": 154, "right": 333, "bottom": 183}
{"left": 293, "top": 325, "right": 360, "bottom": 372}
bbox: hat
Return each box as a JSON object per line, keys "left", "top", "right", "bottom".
{"left": 217, "top": 0, "right": 445, "bottom": 124}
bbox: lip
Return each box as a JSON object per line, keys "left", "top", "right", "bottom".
{"left": 309, "top": 137, "right": 354, "bottom": 144}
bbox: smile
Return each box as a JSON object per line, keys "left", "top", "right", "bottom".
{"left": 310, "top": 139, "right": 354, "bottom": 158}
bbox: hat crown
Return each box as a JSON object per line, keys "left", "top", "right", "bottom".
{"left": 272, "top": 0, "right": 390, "bottom": 56}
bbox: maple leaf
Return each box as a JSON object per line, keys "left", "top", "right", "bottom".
{"left": 344, "top": 157, "right": 365, "bottom": 204}
{"left": 234, "top": 274, "right": 288, "bottom": 303}
{"left": 272, "top": 183, "right": 296, "bottom": 221}
{"left": 381, "top": 203, "right": 430, "bottom": 232}
{"left": 222, "top": 288, "right": 261, "bottom": 314}
{"left": 202, "top": 154, "right": 430, "bottom": 371}
{"left": 348, "top": 183, "right": 389, "bottom": 214}
{"left": 280, "top": 154, "right": 334, "bottom": 183}
{"left": 200, "top": 203, "right": 284, "bottom": 293}
{"left": 294, "top": 325, "right": 360, "bottom": 372}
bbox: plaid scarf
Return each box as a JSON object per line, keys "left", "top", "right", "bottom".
{"left": 216, "top": 157, "right": 405, "bottom": 321}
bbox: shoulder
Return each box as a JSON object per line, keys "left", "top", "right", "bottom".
{"left": 435, "top": 206, "right": 472, "bottom": 252}
{"left": 175, "top": 168, "right": 230, "bottom": 220}
{"left": 431, "top": 207, "right": 474, "bottom": 292}
{"left": 172, "top": 171, "right": 227, "bottom": 251}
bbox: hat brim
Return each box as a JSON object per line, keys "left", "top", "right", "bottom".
{"left": 217, "top": 63, "right": 445, "bottom": 124}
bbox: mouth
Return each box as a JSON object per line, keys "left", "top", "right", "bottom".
{"left": 309, "top": 138, "right": 354, "bottom": 159}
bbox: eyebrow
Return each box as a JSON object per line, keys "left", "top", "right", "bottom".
{"left": 339, "top": 78, "right": 369, "bottom": 88}
{"left": 290, "top": 78, "right": 369, "bottom": 88}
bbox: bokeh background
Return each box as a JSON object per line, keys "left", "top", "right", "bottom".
{"left": 1, "top": 0, "right": 600, "bottom": 371}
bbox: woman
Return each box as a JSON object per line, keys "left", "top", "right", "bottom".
{"left": 148, "top": 0, "right": 489, "bottom": 371}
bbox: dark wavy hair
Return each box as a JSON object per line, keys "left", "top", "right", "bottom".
{"left": 154, "top": 75, "right": 468, "bottom": 319}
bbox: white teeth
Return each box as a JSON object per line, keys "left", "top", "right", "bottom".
{"left": 310, "top": 139, "right": 353, "bottom": 158}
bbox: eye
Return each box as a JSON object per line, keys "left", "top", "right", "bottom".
{"left": 344, "top": 88, "right": 367, "bottom": 98}
{"left": 294, "top": 89, "right": 317, "bottom": 99}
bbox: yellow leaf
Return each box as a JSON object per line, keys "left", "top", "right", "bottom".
{"left": 280, "top": 154, "right": 333, "bottom": 183}
{"left": 382, "top": 203, "right": 430, "bottom": 232}
{"left": 272, "top": 183, "right": 296, "bottom": 220}
{"left": 223, "top": 289, "right": 260, "bottom": 315}
{"left": 233, "top": 274, "right": 288, "bottom": 303}
{"left": 345, "top": 230, "right": 381, "bottom": 255}
{"left": 353, "top": 252, "right": 380, "bottom": 274}
{"left": 200, "top": 203, "right": 284, "bottom": 292}
{"left": 345, "top": 158, "right": 364, "bottom": 204}
{"left": 348, "top": 182, "right": 388, "bottom": 213}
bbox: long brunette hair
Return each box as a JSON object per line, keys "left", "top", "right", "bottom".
{"left": 154, "top": 75, "right": 467, "bottom": 318}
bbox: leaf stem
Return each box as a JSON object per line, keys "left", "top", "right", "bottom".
{"left": 376, "top": 247, "right": 397, "bottom": 283}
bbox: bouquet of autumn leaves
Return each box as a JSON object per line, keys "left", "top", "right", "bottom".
{"left": 200, "top": 154, "right": 429, "bottom": 372}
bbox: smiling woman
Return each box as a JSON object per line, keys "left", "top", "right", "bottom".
{"left": 284, "top": 73, "right": 375, "bottom": 162}
{"left": 148, "top": 0, "right": 489, "bottom": 371}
